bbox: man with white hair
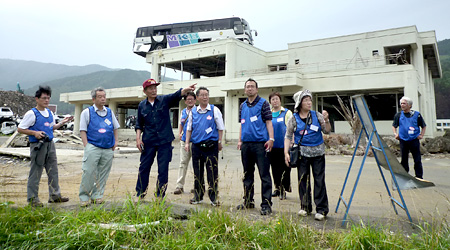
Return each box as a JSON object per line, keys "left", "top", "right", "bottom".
{"left": 79, "top": 87, "right": 119, "bottom": 207}
{"left": 392, "top": 96, "right": 427, "bottom": 179}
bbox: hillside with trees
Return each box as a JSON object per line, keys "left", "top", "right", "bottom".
{"left": 0, "top": 59, "right": 114, "bottom": 91}
{"left": 435, "top": 39, "right": 450, "bottom": 118}
{"left": 23, "top": 69, "right": 157, "bottom": 114}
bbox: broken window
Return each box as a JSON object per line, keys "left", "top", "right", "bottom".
{"left": 317, "top": 93, "right": 398, "bottom": 124}
{"left": 385, "top": 46, "right": 411, "bottom": 65}
{"left": 269, "top": 64, "right": 288, "bottom": 72}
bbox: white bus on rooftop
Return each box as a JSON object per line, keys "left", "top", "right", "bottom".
{"left": 133, "top": 17, "right": 256, "bottom": 57}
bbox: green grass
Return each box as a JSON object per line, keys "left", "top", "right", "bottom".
{"left": 1, "top": 199, "right": 449, "bottom": 249}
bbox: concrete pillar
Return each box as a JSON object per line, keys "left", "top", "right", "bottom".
{"left": 225, "top": 40, "right": 237, "bottom": 79}
{"left": 109, "top": 101, "right": 118, "bottom": 118}
{"left": 428, "top": 70, "right": 437, "bottom": 137}
{"left": 403, "top": 71, "right": 433, "bottom": 137}
{"left": 118, "top": 108, "right": 126, "bottom": 128}
{"left": 403, "top": 71, "right": 418, "bottom": 106}
{"left": 224, "top": 92, "right": 234, "bottom": 142}
{"left": 151, "top": 56, "right": 160, "bottom": 82}
{"left": 73, "top": 103, "right": 83, "bottom": 136}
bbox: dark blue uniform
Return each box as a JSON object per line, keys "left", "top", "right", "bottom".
{"left": 135, "top": 89, "right": 183, "bottom": 198}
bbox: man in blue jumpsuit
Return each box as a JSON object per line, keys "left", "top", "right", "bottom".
{"left": 135, "top": 79, "right": 196, "bottom": 200}
{"left": 237, "top": 78, "right": 274, "bottom": 215}
{"left": 392, "top": 96, "right": 427, "bottom": 179}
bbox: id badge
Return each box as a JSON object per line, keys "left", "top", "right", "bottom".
{"left": 310, "top": 124, "right": 319, "bottom": 132}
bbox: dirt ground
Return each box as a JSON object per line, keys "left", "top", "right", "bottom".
{"left": 1, "top": 140, "right": 450, "bottom": 232}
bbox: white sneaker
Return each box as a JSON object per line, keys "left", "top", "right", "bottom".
{"left": 298, "top": 209, "right": 308, "bottom": 217}
{"left": 314, "top": 213, "right": 325, "bottom": 221}
{"left": 210, "top": 200, "right": 220, "bottom": 207}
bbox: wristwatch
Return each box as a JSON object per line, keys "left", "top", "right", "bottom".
{"left": 269, "top": 138, "right": 275, "bottom": 141}
{"left": 218, "top": 140, "right": 222, "bottom": 144}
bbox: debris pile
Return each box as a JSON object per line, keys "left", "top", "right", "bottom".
{"left": 1, "top": 130, "right": 83, "bottom": 149}
{"left": 0, "top": 91, "right": 35, "bottom": 117}
{"left": 324, "top": 132, "right": 450, "bottom": 156}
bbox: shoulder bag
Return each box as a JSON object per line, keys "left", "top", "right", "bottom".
{"left": 289, "top": 112, "right": 310, "bottom": 168}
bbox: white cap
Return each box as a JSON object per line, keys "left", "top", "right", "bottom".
{"left": 294, "top": 89, "right": 312, "bottom": 111}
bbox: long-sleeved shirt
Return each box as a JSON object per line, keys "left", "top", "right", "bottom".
{"left": 135, "top": 88, "right": 182, "bottom": 146}
{"left": 285, "top": 111, "right": 329, "bottom": 157}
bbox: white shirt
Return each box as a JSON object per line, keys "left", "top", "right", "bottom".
{"left": 18, "top": 108, "right": 56, "bottom": 129}
{"left": 186, "top": 104, "right": 225, "bottom": 131}
{"left": 79, "top": 104, "right": 120, "bottom": 131}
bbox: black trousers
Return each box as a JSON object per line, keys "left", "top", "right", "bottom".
{"left": 268, "top": 148, "right": 291, "bottom": 192}
{"left": 241, "top": 142, "right": 272, "bottom": 207}
{"left": 399, "top": 138, "right": 423, "bottom": 178}
{"left": 191, "top": 142, "right": 219, "bottom": 202}
{"left": 297, "top": 154, "right": 329, "bottom": 215}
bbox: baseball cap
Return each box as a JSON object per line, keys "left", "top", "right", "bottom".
{"left": 142, "top": 79, "right": 160, "bottom": 89}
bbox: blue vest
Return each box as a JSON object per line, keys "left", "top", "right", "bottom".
{"left": 28, "top": 108, "right": 54, "bottom": 143}
{"left": 87, "top": 106, "right": 115, "bottom": 148}
{"left": 180, "top": 108, "right": 189, "bottom": 142}
{"left": 399, "top": 111, "right": 420, "bottom": 141}
{"left": 190, "top": 105, "right": 219, "bottom": 144}
{"left": 272, "top": 109, "right": 287, "bottom": 148}
{"left": 241, "top": 98, "right": 269, "bottom": 142}
{"left": 294, "top": 111, "right": 324, "bottom": 146}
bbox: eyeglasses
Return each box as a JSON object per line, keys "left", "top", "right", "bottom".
{"left": 186, "top": 98, "right": 195, "bottom": 101}
{"left": 39, "top": 97, "right": 51, "bottom": 100}
{"left": 198, "top": 94, "right": 209, "bottom": 97}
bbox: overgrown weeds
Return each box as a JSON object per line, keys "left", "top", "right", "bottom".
{"left": 1, "top": 199, "right": 449, "bottom": 249}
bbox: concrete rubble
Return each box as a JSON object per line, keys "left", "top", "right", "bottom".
{"left": 0, "top": 130, "right": 83, "bottom": 149}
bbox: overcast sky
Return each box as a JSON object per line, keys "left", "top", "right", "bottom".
{"left": 1, "top": 0, "right": 449, "bottom": 73}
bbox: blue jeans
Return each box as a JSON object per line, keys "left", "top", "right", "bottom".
{"left": 135, "top": 142, "right": 172, "bottom": 197}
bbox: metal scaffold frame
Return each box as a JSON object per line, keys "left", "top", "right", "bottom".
{"left": 335, "top": 95, "right": 412, "bottom": 226}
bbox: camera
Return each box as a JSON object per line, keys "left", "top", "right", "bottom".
{"left": 34, "top": 133, "right": 50, "bottom": 151}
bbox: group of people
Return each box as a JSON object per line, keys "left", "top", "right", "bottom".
{"left": 172, "top": 78, "right": 332, "bottom": 219}
{"left": 18, "top": 86, "right": 120, "bottom": 207}
{"left": 19, "top": 80, "right": 427, "bottom": 222}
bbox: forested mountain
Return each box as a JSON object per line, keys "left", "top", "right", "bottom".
{"left": 0, "top": 59, "right": 114, "bottom": 90}
{"left": 23, "top": 69, "right": 158, "bottom": 114}
{"left": 435, "top": 39, "right": 450, "bottom": 118}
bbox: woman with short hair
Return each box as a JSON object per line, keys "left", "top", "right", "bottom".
{"left": 284, "top": 89, "right": 331, "bottom": 221}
